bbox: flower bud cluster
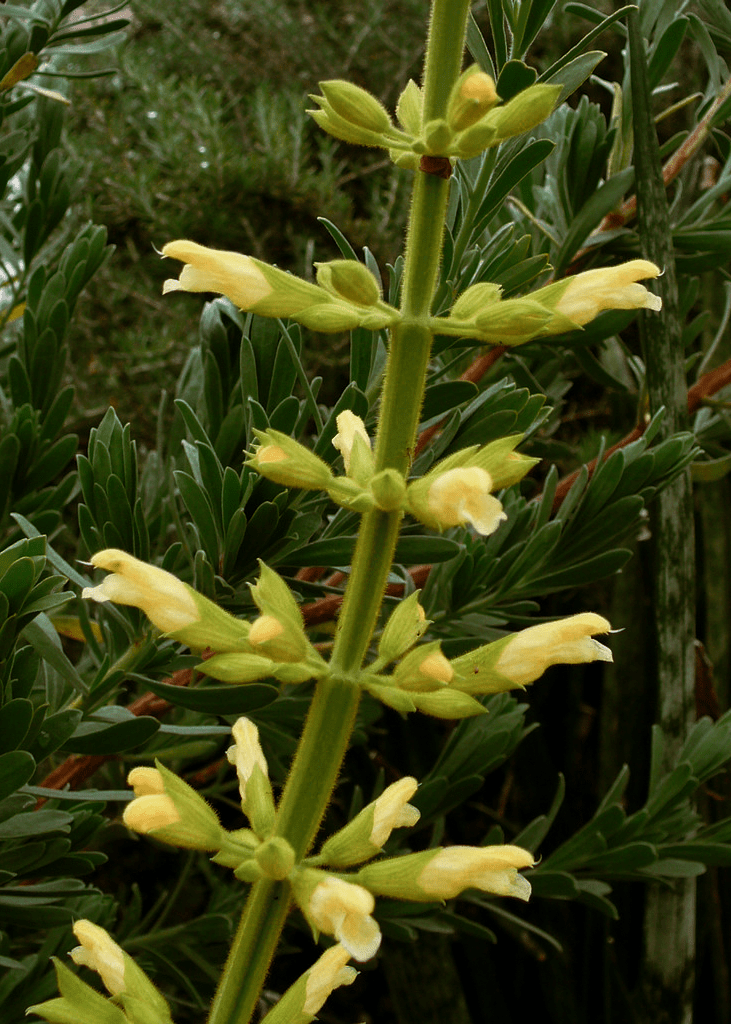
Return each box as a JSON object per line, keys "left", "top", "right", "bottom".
{"left": 309, "top": 71, "right": 562, "bottom": 167}
{"left": 433, "top": 261, "right": 663, "bottom": 346}
{"left": 163, "top": 241, "right": 399, "bottom": 333}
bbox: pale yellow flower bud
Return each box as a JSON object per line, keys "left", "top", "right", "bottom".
{"left": 448, "top": 67, "right": 499, "bottom": 132}
{"left": 552, "top": 260, "right": 662, "bottom": 326}
{"left": 67, "top": 920, "right": 174, "bottom": 1023}
{"left": 249, "top": 614, "right": 285, "bottom": 646}
{"left": 494, "top": 613, "right": 613, "bottom": 687}
{"left": 123, "top": 794, "right": 180, "bottom": 832}
{"left": 356, "top": 844, "right": 534, "bottom": 902}
{"left": 123, "top": 763, "right": 223, "bottom": 851}
{"left": 249, "top": 429, "right": 334, "bottom": 490}
{"left": 427, "top": 467, "right": 507, "bottom": 535}
{"left": 257, "top": 445, "right": 288, "bottom": 464}
{"left": 332, "top": 411, "right": 372, "bottom": 476}
{"left": 226, "top": 717, "right": 275, "bottom": 837}
{"left": 127, "top": 767, "right": 165, "bottom": 797}
{"left": 417, "top": 845, "right": 534, "bottom": 901}
{"left": 257, "top": 945, "right": 357, "bottom": 1024}
{"left": 82, "top": 549, "right": 251, "bottom": 652}
{"left": 226, "top": 718, "right": 268, "bottom": 800}
{"left": 308, "top": 876, "right": 381, "bottom": 962}
{"left": 418, "top": 651, "right": 453, "bottom": 685}
{"left": 70, "top": 920, "right": 125, "bottom": 996}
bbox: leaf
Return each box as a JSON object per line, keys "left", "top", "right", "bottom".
{"left": 143, "top": 679, "right": 279, "bottom": 714}
{"left": 21, "top": 615, "right": 89, "bottom": 695}
{"left": 0, "top": 751, "right": 35, "bottom": 802}
{"left": 60, "top": 716, "right": 159, "bottom": 755}
{"left": 554, "top": 167, "right": 635, "bottom": 274}
{"left": 0, "top": 809, "right": 72, "bottom": 839}
{"left": 421, "top": 381, "right": 478, "bottom": 423}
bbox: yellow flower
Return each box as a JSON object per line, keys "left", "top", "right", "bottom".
{"left": 82, "top": 549, "right": 199, "bottom": 633}
{"left": 69, "top": 920, "right": 126, "bottom": 996}
{"left": 553, "top": 260, "right": 662, "bottom": 326}
{"left": 123, "top": 763, "right": 223, "bottom": 851}
{"left": 427, "top": 467, "right": 507, "bottom": 535}
{"left": 369, "top": 777, "right": 421, "bottom": 847}
{"left": 495, "top": 613, "right": 612, "bottom": 687}
{"left": 225, "top": 716, "right": 269, "bottom": 805}
{"left": 162, "top": 240, "right": 272, "bottom": 306}
{"left": 123, "top": 794, "right": 181, "bottom": 832}
{"left": 331, "top": 411, "right": 371, "bottom": 475}
{"left": 309, "top": 877, "right": 382, "bottom": 962}
{"left": 303, "top": 945, "right": 358, "bottom": 1015}
{"left": 162, "top": 240, "right": 330, "bottom": 318}
{"left": 417, "top": 845, "right": 535, "bottom": 901}
{"left": 127, "top": 766, "right": 165, "bottom": 796}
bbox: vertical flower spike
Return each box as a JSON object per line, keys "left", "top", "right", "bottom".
{"left": 82, "top": 549, "right": 252, "bottom": 652}
{"left": 319, "top": 777, "right": 421, "bottom": 867}
{"left": 226, "top": 717, "right": 276, "bottom": 837}
{"left": 293, "top": 872, "right": 382, "bottom": 962}
{"left": 258, "top": 945, "right": 358, "bottom": 1024}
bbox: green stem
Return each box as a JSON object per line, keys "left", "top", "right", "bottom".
{"left": 207, "top": 3, "right": 472, "bottom": 1021}
{"left": 207, "top": 880, "right": 290, "bottom": 1024}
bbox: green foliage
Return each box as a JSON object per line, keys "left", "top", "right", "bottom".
{"left": 1, "top": 1, "right": 731, "bottom": 1022}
